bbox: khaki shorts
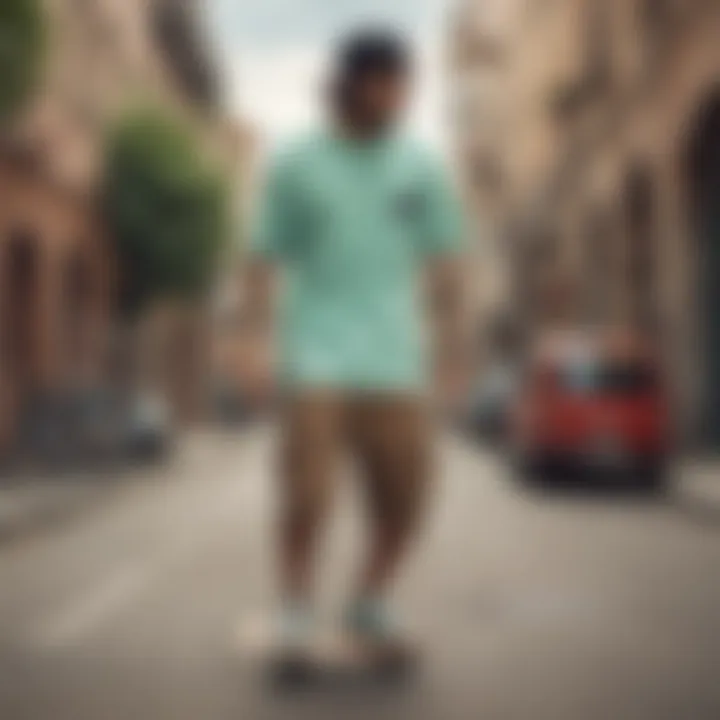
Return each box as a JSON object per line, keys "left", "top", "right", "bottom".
{"left": 279, "top": 392, "right": 434, "bottom": 530}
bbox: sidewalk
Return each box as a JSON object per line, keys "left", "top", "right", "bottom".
{"left": 672, "top": 456, "right": 720, "bottom": 528}
{"left": 678, "top": 456, "right": 720, "bottom": 496}
{"left": 0, "top": 430, "right": 216, "bottom": 546}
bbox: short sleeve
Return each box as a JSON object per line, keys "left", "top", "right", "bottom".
{"left": 249, "top": 153, "right": 297, "bottom": 261}
{"left": 417, "top": 154, "right": 465, "bottom": 257}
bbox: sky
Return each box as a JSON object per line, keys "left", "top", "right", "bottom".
{"left": 207, "top": 0, "right": 452, "bottom": 149}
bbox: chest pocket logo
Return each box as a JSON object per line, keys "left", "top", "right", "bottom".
{"left": 391, "top": 186, "right": 427, "bottom": 226}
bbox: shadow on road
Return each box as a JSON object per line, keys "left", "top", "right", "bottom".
{"left": 517, "top": 469, "right": 720, "bottom": 530}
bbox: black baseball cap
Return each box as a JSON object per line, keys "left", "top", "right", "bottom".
{"left": 335, "top": 28, "right": 413, "bottom": 81}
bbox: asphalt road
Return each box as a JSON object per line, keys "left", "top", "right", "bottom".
{"left": 1, "top": 426, "right": 719, "bottom": 720}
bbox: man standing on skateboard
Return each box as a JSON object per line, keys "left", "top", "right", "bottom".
{"left": 247, "top": 28, "right": 465, "bottom": 659}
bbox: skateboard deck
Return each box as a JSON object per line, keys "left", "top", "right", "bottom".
{"left": 238, "top": 616, "right": 418, "bottom": 687}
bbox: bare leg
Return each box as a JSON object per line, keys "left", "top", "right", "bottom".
{"left": 352, "top": 396, "right": 433, "bottom": 600}
{"left": 279, "top": 393, "right": 343, "bottom": 601}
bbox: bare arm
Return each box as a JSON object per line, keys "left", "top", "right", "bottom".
{"left": 425, "top": 256, "right": 470, "bottom": 408}
{"left": 244, "top": 260, "right": 277, "bottom": 335}
{"left": 243, "top": 260, "right": 278, "bottom": 398}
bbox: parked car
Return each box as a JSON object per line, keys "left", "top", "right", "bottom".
{"left": 511, "top": 331, "right": 672, "bottom": 490}
{"left": 18, "top": 389, "right": 172, "bottom": 469}
{"left": 125, "top": 394, "right": 172, "bottom": 462}
{"left": 463, "top": 365, "right": 518, "bottom": 443}
{"left": 211, "top": 379, "right": 254, "bottom": 425}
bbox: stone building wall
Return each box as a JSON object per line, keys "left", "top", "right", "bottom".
{"left": 0, "top": 0, "right": 243, "bottom": 451}
{"left": 452, "top": 0, "right": 720, "bottom": 442}
{"left": 0, "top": 157, "right": 112, "bottom": 450}
{"left": 537, "top": 2, "right": 720, "bottom": 441}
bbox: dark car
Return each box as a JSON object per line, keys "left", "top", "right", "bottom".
{"left": 463, "top": 365, "right": 518, "bottom": 443}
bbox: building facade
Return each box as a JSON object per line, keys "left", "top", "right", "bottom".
{"left": 452, "top": 0, "right": 720, "bottom": 445}
{"left": 449, "top": 0, "right": 522, "bottom": 366}
{"left": 0, "top": 0, "right": 241, "bottom": 452}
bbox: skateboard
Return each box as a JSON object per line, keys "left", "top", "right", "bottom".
{"left": 238, "top": 616, "right": 419, "bottom": 688}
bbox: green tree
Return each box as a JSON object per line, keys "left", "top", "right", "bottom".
{"left": 0, "top": 0, "right": 45, "bottom": 123}
{"left": 104, "top": 110, "right": 229, "bottom": 318}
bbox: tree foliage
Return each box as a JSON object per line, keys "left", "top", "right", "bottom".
{"left": 0, "top": 0, "right": 45, "bottom": 122}
{"left": 104, "top": 111, "right": 229, "bottom": 318}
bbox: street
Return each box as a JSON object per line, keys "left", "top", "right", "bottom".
{"left": 1, "top": 426, "right": 719, "bottom": 720}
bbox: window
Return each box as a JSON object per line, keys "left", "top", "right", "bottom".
{"left": 559, "top": 359, "right": 658, "bottom": 396}
{"left": 586, "top": 0, "right": 613, "bottom": 89}
{"left": 624, "top": 167, "right": 658, "bottom": 331}
{"left": 642, "top": 0, "right": 674, "bottom": 35}
{"left": 584, "top": 210, "right": 614, "bottom": 322}
{"left": 640, "top": 0, "right": 675, "bottom": 67}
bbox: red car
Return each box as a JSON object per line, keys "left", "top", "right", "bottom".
{"left": 512, "top": 331, "right": 672, "bottom": 490}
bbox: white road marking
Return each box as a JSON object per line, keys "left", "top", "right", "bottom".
{"left": 39, "top": 563, "right": 150, "bottom": 648}
{"left": 18, "top": 429, "right": 273, "bottom": 649}
{"left": 34, "top": 492, "right": 260, "bottom": 649}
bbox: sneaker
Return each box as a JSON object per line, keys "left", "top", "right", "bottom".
{"left": 269, "top": 602, "right": 319, "bottom": 684}
{"left": 345, "top": 598, "right": 397, "bottom": 643}
{"left": 344, "top": 598, "right": 418, "bottom": 674}
{"left": 276, "top": 601, "right": 315, "bottom": 652}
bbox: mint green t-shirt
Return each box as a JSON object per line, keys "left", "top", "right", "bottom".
{"left": 251, "top": 130, "right": 464, "bottom": 391}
